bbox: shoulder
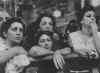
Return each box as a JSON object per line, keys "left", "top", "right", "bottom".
{"left": 14, "top": 46, "right": 27, "bottom": 55}
{"left": 69, "top": 31, "right": 81, "bottom": 39}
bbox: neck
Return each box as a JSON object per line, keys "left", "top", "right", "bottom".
{"left": 5, "top": 39, "right": 19, "bottom": 48}
{"left": 81, "top": 26, "right": 92, "bottom": 37}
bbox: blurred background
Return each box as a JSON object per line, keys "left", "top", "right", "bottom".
{"left": 0, "top": 0, "right": 100, "bottom": 34}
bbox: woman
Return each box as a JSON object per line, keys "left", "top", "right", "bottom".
{"left": 0, "top": 17, "right": 31, "bottom": 73}
{"left": 69, "top": 6, "right": 100, "bottom": 73}
{"left": 29, "top": 31, "right": 71, "bottom": 73}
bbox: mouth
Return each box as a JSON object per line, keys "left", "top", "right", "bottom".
{"left": 15, "top": 37, "right": 22, "bottom": 40}
{"left": 44, "top": 46, "right": 49, "bottom": 49}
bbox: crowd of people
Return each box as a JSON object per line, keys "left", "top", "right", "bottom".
{"left": 0, "top": 5, "right": 100, "bottom": 73}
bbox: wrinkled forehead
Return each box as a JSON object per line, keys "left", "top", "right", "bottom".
{"left": 10, "top": 22, "right": 23, "bottom": 29}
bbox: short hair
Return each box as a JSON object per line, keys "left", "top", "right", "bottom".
{"left": 0, "top": 17, "right": 25, "bottom": 39}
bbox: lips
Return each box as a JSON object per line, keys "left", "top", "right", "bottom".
{"left": 15, "top": 37, "right": 22, "bottom": 40}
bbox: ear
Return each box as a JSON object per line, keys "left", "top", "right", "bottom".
{"left": 3, "top": 32, "right": 7, "bottom": 38}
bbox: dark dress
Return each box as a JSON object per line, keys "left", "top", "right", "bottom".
{"left": 63, "top": 56, "right": 99, "bottom": 73}
{"left": 23, "top": 60, "right": 57, "bottom": 73}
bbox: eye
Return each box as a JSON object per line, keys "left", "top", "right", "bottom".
{"left": 49, "top": 22, "right": 53, "bottom": 25}
{"left": 12, "top": 27, "right": 17, "bottom": 31}
{"left": 41, "top": 22, "right": 46, "bottom": 25}
{"left": 86, "top": 14, "right": 91, "bottom": 17}
{"left": 19, "top": 28, "right": 23, "bottom": 32}
{"left": 47, "top": 38, "right": 52, "bottom": 42}
{"left": 39, "top": 39, "right": 45, "bottom": 43}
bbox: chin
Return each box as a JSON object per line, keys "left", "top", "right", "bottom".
{"left": 14, "top": 40, "right": 21, "bottom": 44}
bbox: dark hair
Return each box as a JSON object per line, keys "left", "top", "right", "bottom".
{"left": 77, "top": 5, "right": 95, "bottom": 29}
{"left": 79, "top": 5, "right": 95, "bottom": 22}
{"left": 34, "top": 13, "right": 56, "bottom": 32}
{"left": 26, "top": 13, "right": 57, "bottom": 46}
{"left": 34, "top": 31, "right": 54, "bottom": 45}
{"left": 65, "top": 20, "right": 79, "bottom": 33}
{"left": 0, "top": 17, "right": 25, "bottom": 39}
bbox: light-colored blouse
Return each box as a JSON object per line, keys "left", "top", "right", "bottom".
{"left": 5, "top": 55, "right": 30, "bottom": 73}
{"left": 69, "top": 31, "right": 100, "bottom": 58}
{"left": 0, "top": 37, "right": 30, "bottom": 73}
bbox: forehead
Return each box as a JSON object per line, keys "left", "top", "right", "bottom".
{"left": 39, "top": 34, "right": 51, "bottom": 39}
{"left": 84, "top": 11, "right": 95, "bottom": 16}
{"left": 41, "top": 16, "right": 52, "bottom": 22}
{"left": 10, "top": 22, "right": 23, "bottom": 28}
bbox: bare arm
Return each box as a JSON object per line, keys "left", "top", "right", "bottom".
{"left": 92, "top": 30, "right": 100, "bottom": 54}
{"left": 91, "top": 22, "right": 100, "bottom": 54}
{"left": 29, "top": 46, "right": 54, "bottom": 60}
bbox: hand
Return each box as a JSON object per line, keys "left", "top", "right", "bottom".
{"left": 90, "top": 21, "right": 98, "bottom": 32}
{"left": 53, "top": 50, "right": 65, "bottom": 69}
{"left": 86, "top": 49, "right": 99, "bottom": 59}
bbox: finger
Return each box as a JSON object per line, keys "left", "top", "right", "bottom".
{"left": 60, "top": 55, "right": 65, "bottom": 64}
{"left": 56, "top": 55, "right": 64, "bottom": 69}
{"left": 58, "top": 55, "right": 65, "bottom": 67}
{"left": 55, "top": 54, "right": 63, "bottom": 69}
{"left": 53, "top": 55, "right": 59, "bottom": 69}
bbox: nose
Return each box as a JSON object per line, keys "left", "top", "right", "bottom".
{"left": 16, "top": 29, "right": 21, "bottom": 36}
{"left": 91, "top": 17, "right": 95, "bottom": 22}
{"left": 45, "top": 42, "right": 49, "bottom": 47}
{"left": 46, "top": 24, "right": 52, "bottom": 29}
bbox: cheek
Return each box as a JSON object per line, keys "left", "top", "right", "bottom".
{"left": 40, "top": 24, "right": 45, "bottom": 29}
{"left": 50, "top": 25, "right": 53, "bottom": 29}
{"left": 48, "top": 42, "right": 53, "bottom": 46}
{"left": 38, "top": 42, "right": 45, "bottom": 46}
{"left": 7, "top": 31, "right": 14, "bottom": 37}
{"left": 20, "top": 32, "right": 24, "bottom": 36}
{"left": 83, "top": 17, "right": 88, "bottom": 21}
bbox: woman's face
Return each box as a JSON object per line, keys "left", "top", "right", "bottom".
{"left": 5, "top": 22, "right": 24, "bottom": 44}
{"left": 38, "top": 34, "right": 53, "bottom": 50}
{"left": 39, "top": 16, "right": 53, "bottom": 32}
{"left": 82, "top": 11, "right": 95, "bottom": 27}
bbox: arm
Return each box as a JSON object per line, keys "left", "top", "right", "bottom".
{"left": 57, "top": 47, "right": 71, "bottom": 56}
{"left": 29, "top": 46, "right": 54, "bottom": 60}
{"left": 91, "top": 22, "right": 100, "bottom": 55}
